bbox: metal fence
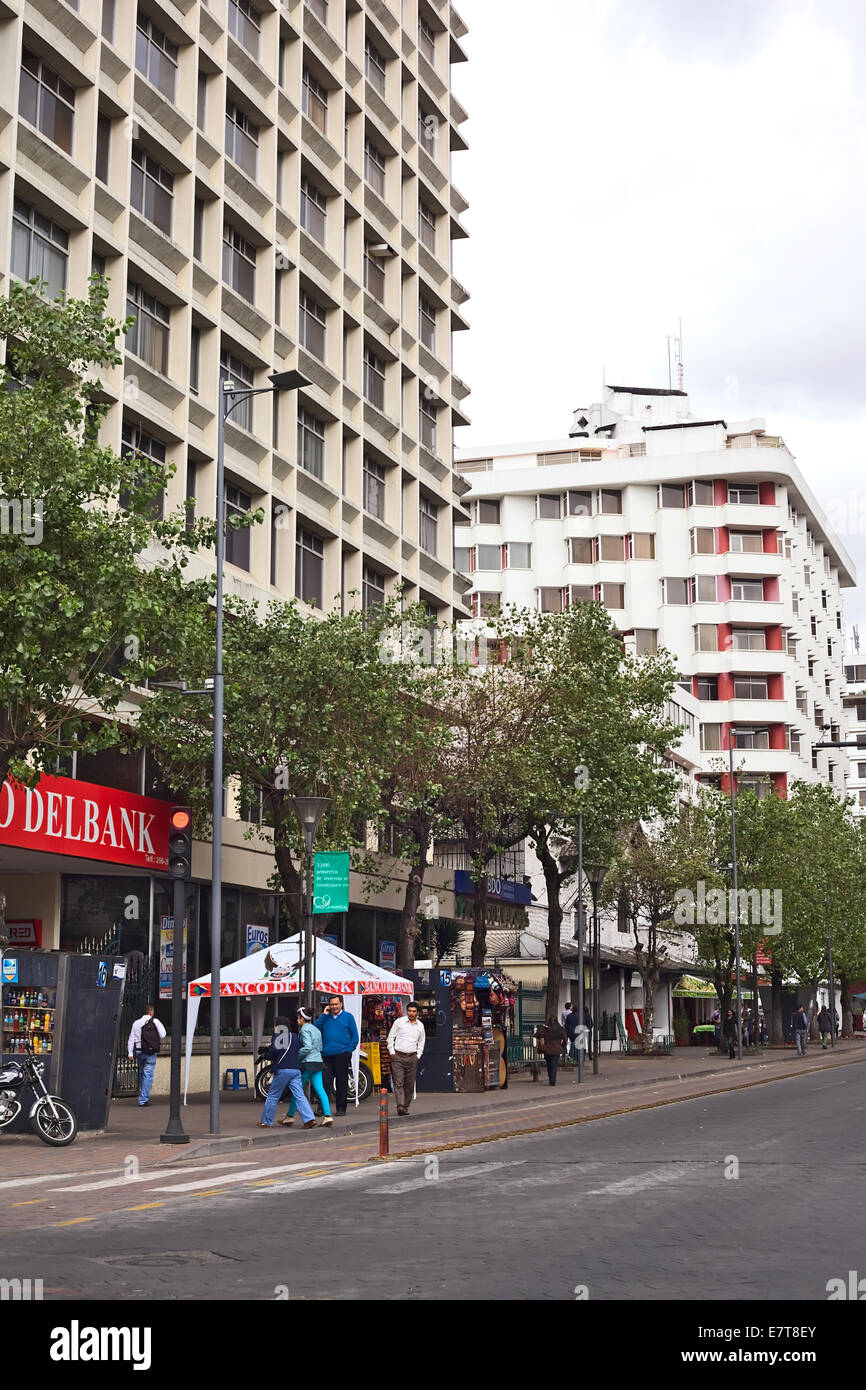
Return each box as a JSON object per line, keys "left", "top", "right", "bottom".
{"left": 113, "top": 956, "right": 157, "bottom": 1096}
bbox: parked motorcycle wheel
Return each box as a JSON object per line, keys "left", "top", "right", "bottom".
{"left": 349, "top": 1063, "right": 374, "bottom": 1103}
{"left": 254, "top": 1064, "right": 273, "bottom": 1103}
{"left": 31, "top": 1097, "right": 77, "bottom": 1147}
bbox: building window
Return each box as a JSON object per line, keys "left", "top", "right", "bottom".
{"left": 302, "top": 68, "right": 328, "bottom": 133}
{"left": 419, "top": 15, "right": 436, "bottom": 63}
{"left": 691, "top": 479, "right": 714, "bottom": 506}
{"left": 694, "top": 624, "right": 718, "bottom": 653}
{"left": 419, "top": 494, "right": 437, "bottom": 556}
{"left": 364, "top": 139, "right": 386, "bottom": 196}
{"left": 120, "top": 420, "right": 165, "bottom": 519}
{"left": 728, "top": 483, "right": 760, "bottom": 505}
{"left": 538, "top": 588, "right": 563, "bottom": 613}
{"left": 228, "top": 0, "right": 260, "bottom": 59}
{"left": 299, "top": 290, "right": 326, "bottom": 359}
{"left": 568, "top": 585, "right": 594, "bottom": 604}
{"left": 731, "top": 579, "right": 763, "bottom": 601}
{"left": 19, "top": 51, "right": 75, "bottom": 154}
{"left": 419, "top": 106, "right": 437, "bottom": 149}
{"left": 135, "top": 16, "right": 178, "bottom": 100}
{"left": 296, "top": 527, "right": 324, "bottom": 607}
{"left": 598, "top": 583, "right": 625, "bottom": 610}
{"left": 700, "top": 724, "right": 721, "bottom": 751}
{"left": 131, "top": 145, "right": 173, "bottom": 236}
{"left": 190, "top": 325, "right": 200, "bottom": 395}
{"left": 596, "top": 534, "right": 623, "bottom": 562}
{"left": 363, "top": 563, "right": 386, "bottom": 610}
{"left": 11, "top": 199, "right": 68, "bottom": 299}
{"left": 305, "top": 0, "right": 328, "bottom": 22}
{"left": 363, "top": 455, "right": 386, "bottom": 519}
{"left": 419, "top": 396, "right": 437, "bottom": 452}
{"left": 454, "top": 546, "right": 471, "bottom": 573}
{"left": 473, "top": 592, "right": 501, "bottom": 618}
{"left": 690, "top": 575, "right": 717, "bottom": 603}
{"left": 300, "top": 178, "right": 327, "bottom": 244}
{"left": 733, "top": 677, "right": 769, "bottom": 700}
{"left": 222, "top": 225, "right": 256, "bottom": 301}
{"left": 661, "top": 578, "right": 689, "bottom": 605}
{"left": 225, "top": 102, "right": 258, "bottom": 178}
{"left": 810, "top": 615, "right": 818, "bottom": 637}
{"left": 634, "top": 629, "right": 657, "bottom": 656}
{"left": 506, "top": 542, "right": 532, "bottom": 568}
{"left": 365, "top": 39, "right": 386, "bottom": 94}
{"left": 476, "top": 544, "right": 501, "bottom": 571}
{"left": 537, "top": 494, "right": 561, "bottom": 520}
{"left": 103, "top": 0, "right": 116, "bottom": 42}
{"left": 737, "top": 777, "right": 771, "bottom": 799}
{"left": 225, "top": 483, "right": 253, "bottom": 571}
{"left": 220, "top": 349, "right": 254, "bottom": 432}
{"left": 125, "top": 281, "right": 169, "bottom": 374}
{"left": 690, "top": 527, "right": 715, "bottom": 555}
{"left": 95, "top": 112, "right": 111, "bottom": 183}
{"left": 477, "top": 499, "right": 500, "bottom": 524}
{"left": 628, "top": 532, "right": 655, "bottom": 559}
{"left": 733, "top": 631, "right": 767, "bottom": 650}
{"left": 729, "top": 531, "right": 763, "bottom": 553}
{"left": 569, "top": 536, "right": 593, "bottom": 564}
{"left": 363, "top": 245, "right": 386, "bottom": 301}
{"left": 567, "top": 489, "right": 592, "bottom": 517}
{"left": 737, "top": 726, "right": 771, "bottom": 750}
{"left": 599, "top": 489, "right": 622, "bottom": 515}
{"left": 197, "top": 70, "right": 207, "bottom": 130}
{"left": 419, "top": 296, "right": 437, "bottom": 352}
{"left": 659, "top": 483, "right": 687, "bottom": 508}
{"left": 297, "top": 408, "right": 325, "bottom": 480}
{"left": 193, "top": 199, "right": 204, "bottom": 261}
{"left": 418, "top": 201, "right": 436, "bottom": 251}
{"left": 697, "top": 677, "right": 719, "bottom": 701}
{"left": 363, "top": 347, "right": 385, "bottom": 410}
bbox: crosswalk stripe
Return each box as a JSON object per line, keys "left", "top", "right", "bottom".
{"left": 149, "top": 1160, "right": 340, "bottom": 1194}
{"left": 52, "top": 1160, "right": 260, "bottom": 1193}
{"left": 368, "top": 1159, "right": 523, "bottom": 1195}
{"left": 0, "top": 1168, "right": 116, "bottom": 1192}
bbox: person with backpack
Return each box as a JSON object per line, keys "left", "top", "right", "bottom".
{"left": 127, "top": 1003, "right": 166, "bottom": 1107}
{"left": 537, "top": 1017, "right": 567, "bottom": 1086}
{"left": 259, "top": 1016, "right": 316, "bottom": 1129}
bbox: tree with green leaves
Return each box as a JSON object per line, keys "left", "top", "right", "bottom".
{"left": 0, "top": 279, "right": 213, "bottom": 948}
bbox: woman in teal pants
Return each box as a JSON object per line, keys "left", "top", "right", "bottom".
{"left": 281, "top": 1008, "right": 333, "bottom": 1126}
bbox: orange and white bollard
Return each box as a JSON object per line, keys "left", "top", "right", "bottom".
{"left": 378, "top": 1087, "right": 389, "bottom": 1158}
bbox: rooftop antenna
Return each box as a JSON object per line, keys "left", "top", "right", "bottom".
{"left": 676, "top": 317, "right": 684, "bottom": 390}
{"left": 665, "top": 336, "right": 673, "bottom": 389}
{"left": 855, "top": 624, "right": 860, "bottom": 655}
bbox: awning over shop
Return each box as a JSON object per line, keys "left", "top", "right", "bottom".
{"left": 672, "top": 975, "right": 718, "bottom": 999}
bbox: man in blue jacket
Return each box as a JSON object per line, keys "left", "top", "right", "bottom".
{"left": 315, "top": 995, "right": 359, "bottom": 1115}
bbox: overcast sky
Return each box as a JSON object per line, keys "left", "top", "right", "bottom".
{"left": 450, "top": 0, "right": 866, "bottom": 635}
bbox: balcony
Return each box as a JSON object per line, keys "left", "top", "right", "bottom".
{"left": 699, "top": 748, "right": 792, "bottom": 776}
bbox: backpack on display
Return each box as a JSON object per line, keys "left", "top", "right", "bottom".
{"left": 141, "top": 1018, "right": 161, "bottom": 1055}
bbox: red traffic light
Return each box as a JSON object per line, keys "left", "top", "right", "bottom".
{"left": 170, "top": 808, "right": 191, "bottom": 832}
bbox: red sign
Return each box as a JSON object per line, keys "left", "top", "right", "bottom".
{"left": 0, "top": 774, "right": 171, "bottom": 872}
{"left": 7, "top": 920, "right": 42, "bottom": 947}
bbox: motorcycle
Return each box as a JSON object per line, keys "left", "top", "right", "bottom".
{"left": 254, "top": 1048, "right": 375, "bottom": 1105}
{"left": 0, "top": 1042, "right": 78, "bottom": 1146}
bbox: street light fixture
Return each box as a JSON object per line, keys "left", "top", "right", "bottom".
{"left": 585, "top": 862, "right": 609, "bottom": 1076}
{"left": 291, "top": 796, "right": 330, "bottom": 1010}
{"left": 727, "top": 724, "right": 743, "bottom": 1060}
{"left": 209, "top": 367, "right": 311, "bottom": 1135}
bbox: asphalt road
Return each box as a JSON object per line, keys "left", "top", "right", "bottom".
{"left": 2, "top": 1063, "right": 863, "bottom": 1301}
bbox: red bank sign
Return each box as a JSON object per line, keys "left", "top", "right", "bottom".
{"left": 0, "top": 774, "right": 171, "bottom": 872}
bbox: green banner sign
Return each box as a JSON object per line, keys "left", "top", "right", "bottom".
{"left": 313, "top": 851, "right": 350, "bottom": 914}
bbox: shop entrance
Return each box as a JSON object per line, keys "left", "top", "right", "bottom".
{"left": 113, "top": 955, "right": 156, "bottom": 1096}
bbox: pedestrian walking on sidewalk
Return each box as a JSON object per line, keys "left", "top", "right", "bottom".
{"left": 315, "top": 996, "right": 359, "bottom": 1116}
{"left": 561, "top": 1000, "right": 573, "bottom": 1030}
{"left": 723, "top": 1008, "right": 738, "bottom": 1060}
{"left": 259, "top": 1017, "right": 315, "bottom": 1129}
{"left": 281, "top": 1008, "right": 332, "bottom": 1127}
{"left": 387, "top": 1002, "right": 426, "bottom": 1115}
{"left": 538, "top": 1017, "right": 566, "bottom": 1086}
{"left": 793, "top": 1004, "right": 809, "bottom": 1056}
{"left": 817, "top": 1005, "right": 832, "bottom": 1049}
{"left": 127, "top": 1004, "right": 166, "bottom": 1107}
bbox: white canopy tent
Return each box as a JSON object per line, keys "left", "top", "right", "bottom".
{"left": 183, "top": 934, "right": 412, "bottom": 1103}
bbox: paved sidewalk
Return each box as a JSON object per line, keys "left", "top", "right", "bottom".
{"left": 1, "top": 1037, "right": 862, "bottom": 1180}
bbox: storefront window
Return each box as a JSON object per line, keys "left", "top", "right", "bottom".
{"left": 60, "top": 874, "right": 151, "bottom": 955}
{"left": 76, "top": 743, "right": 142, "bottom": 795}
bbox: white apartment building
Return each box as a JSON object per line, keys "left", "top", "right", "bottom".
{"left": 0, "top": 0, "right": 472, "bottom": 976}
{"left": 842, "top": 652, "right": 866, "bottom": 817}
{"left": 454, "top": 385, "right": 856, "bottom": 1031}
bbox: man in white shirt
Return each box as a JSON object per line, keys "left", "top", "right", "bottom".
{"left": 127, "top": 1004, "right": 166, "bottom": 1107}
{"left": 386, "top": 1002, "right": 426, "bottom": 1115}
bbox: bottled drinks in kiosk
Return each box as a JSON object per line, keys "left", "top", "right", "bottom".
{"left": 1, "top": 950, "right": 127, "bottom": 1132}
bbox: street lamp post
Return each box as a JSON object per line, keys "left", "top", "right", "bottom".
{"left": 291, "top": 797, "right": 330, "bottom": 1010}
{"left": 728, "top": 725, "right": 743, "bottom": 1061}
{"left": 210, "top": 368, "right": 310, "bottom": 1135}
{"left": 825, "top": 894, "right": 835, "bottom": 1048}
{"left": 586, "top": 863, "right": 608, "bottom": 1076}
{"left": 576, "top": 813, "right": 584, "bottom": 1085}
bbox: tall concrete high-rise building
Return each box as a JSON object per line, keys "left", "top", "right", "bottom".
{"left": 456, "top": 386, "right": 855, "bottom": 801}
{"left": 2, "top": 0, "right": 472, "bottom": 622}
{"left": 0, "top": 0, "right": 472, "bottom": 970}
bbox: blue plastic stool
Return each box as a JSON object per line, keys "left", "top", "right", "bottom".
{"left": 222, "top": 1067, "right": 249, "bottom": 1091}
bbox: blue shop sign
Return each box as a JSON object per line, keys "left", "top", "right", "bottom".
{"left": 453, "top": 869, "right": 531, "bottom": 906}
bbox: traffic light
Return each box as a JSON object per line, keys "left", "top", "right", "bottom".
{"left": 168, "top": 806, "right": 192, "bottom": 880}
